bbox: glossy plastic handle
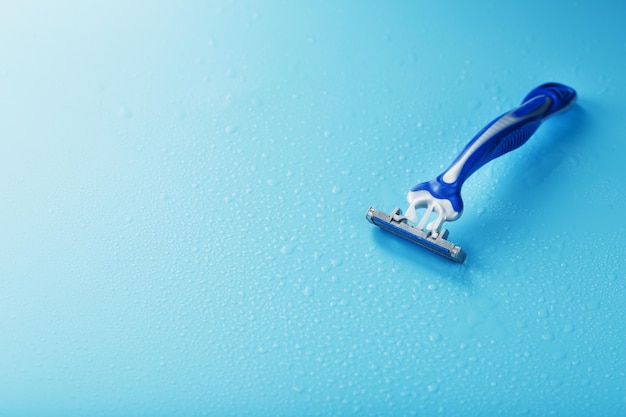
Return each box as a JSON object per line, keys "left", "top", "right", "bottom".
{"left": 409, "top": 82, "right": 577, "bottom": 216}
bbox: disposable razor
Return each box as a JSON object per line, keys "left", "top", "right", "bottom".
{"left": 367, "top": 82, "right": 577, "bottom": 263}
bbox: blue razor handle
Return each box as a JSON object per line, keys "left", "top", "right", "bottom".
{"left": 407, "top": 82, "right": 577, "bottom": 225}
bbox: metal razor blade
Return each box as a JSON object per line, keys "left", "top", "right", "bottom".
{"left": 366, "top": 207, "right": 466, "bottom": 263}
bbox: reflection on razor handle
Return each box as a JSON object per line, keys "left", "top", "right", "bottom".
{"left": 367, "top": 82, "right": 577, "bottom": 263}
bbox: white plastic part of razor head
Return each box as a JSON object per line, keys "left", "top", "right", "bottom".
{"left": 406, "top": 190, "right": 461, "bottom": 233}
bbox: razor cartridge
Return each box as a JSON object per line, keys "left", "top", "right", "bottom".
{"left": 367, "top": 82, "right": 577, "bottom": 263}
{"left": 366, "top": 207, "right": 466, "bottom": 263}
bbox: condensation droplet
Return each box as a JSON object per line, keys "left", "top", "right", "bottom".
{"left": 427, "top": 383, "right": 439, "bottom": 393}
{"left": 118, "top": 106, "right": 133, "bottom": 119}
{"left": 280, "top": 244, "right": 294, "bottom": 255}
{"left": 429, "top": 333, "right": 441, "bottom": 342}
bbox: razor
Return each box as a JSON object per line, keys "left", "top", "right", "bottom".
{"left": 367, "top": 82, "right": 577, "bottom": 263}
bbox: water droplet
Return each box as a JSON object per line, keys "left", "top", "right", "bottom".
{"left": 118, "top": 106, "right": 133, "bottom": 119}
{"left": 549, "top": 378, "right": 563, "bottom": 387}
{"left": 330, "top": 257, "right": 343, "bottom": 267}
{"left": 280, "top": 244, "right": 294, "bottom": 255}
{"left": 467, "top": 99, "right": 481, "bottom": 110}
{"left": 429, "top": 333, "right": 441, "bottom": 342}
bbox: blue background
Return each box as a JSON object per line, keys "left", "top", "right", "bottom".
{"left": 1, "top": 1, "right": 625, "bottom": 416}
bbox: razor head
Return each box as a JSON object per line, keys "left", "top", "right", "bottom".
{"left": 366, "top": 207, "right": 466, "bottom": 263}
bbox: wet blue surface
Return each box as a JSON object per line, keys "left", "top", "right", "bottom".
{"left": 1, "top": 1, "right": 625, "bottom": 416}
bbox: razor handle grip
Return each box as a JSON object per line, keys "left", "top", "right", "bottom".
{"left": 438, "top": 83, "right": 577, "bottom": 190}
